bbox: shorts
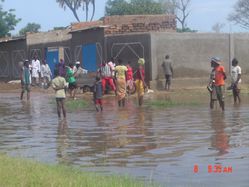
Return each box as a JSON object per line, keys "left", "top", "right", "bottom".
{"left": 56, "top": 98, "right": 65, "bottom": 102}
{"left": 95, "top": 99, "right": 102, "bottom": 105}
{"left": 68, "top": 82, "right": 77, "bottom": 89}
{"left": 165, "top": 74, "right": 172, "bottom": 82}
{"left": 22, "top": 84, "right": 31, "bottom": 92}
{"left": 215, "top": 85, "right": 225, "bottom": 101}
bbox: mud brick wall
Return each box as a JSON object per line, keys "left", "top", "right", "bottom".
{"left": 104, "top": 15, "right": 176, "bottom": 35}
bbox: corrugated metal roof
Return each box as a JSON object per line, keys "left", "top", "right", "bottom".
{"left": 70, "top": 21, "right": 109, "bottom": 32}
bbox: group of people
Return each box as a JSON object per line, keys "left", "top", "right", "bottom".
{"left": 94, "top": 57, "right": 146, "bottom": 111}
{"left": 20, "top": 53, "right": 241, "bottom": 119}
{"left": 46, "top": 57, "right": 146, "bottom": 119}
{"left": 20, "top": 56, "right": 52, "bottom": 100}
{"left": 208, "top": 57, "right": 242, "bottom": 111}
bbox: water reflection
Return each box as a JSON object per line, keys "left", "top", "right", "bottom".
{"left": 0, "top": 93, "right": 249, "bottom": 186}
{"left": 210, "top": 112, "right": 230, "bottom": 156}
{"left": 57, "top": 119, "right": 69, "bottom": 164}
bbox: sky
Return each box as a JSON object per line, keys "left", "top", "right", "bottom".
{"left": 2, "top": 0, "right": 248, "bottom": 34}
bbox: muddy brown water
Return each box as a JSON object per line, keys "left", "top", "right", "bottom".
{"left": 0, "top": 92, "right": 249, "bottom": 187}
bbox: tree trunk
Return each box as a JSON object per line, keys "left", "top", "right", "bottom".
{"left": 90, "top": 1, "right": 95, "bottom": 21}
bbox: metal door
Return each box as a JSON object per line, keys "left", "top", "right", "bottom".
{"left": 82, "top": 43, "right": 97, "bottom": 72}
{"left": 46, "top": 48, "right": 59, "bottom": 78}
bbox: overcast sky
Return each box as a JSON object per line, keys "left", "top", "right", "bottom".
{"left": 3, "top": 0, "right": 248, "bottom": 34}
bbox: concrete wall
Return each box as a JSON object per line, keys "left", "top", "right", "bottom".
{"left": 0, "top": 39, "right": 27, "bottom": 79}
{"left": 151, "top": 32, "right": 231, "bottom": 80}
{"left": 150, "top": 32, "right": 249, "bottom": 89}
{"left": 105, "top": 33, "right": 151, "bottom": 82}
{"left": 27, "top": 30, "right": 72, "bottom": 63}
{"left": 233, "top": 33, "right": 249, "bottom": 74}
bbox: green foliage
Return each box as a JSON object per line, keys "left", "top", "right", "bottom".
{"left": 53, "top": 26, "right": 67, "bottom": 30}
{"left": 177, "top": 27, "right": 197, "bottom": 33}
{"left": 19, "top": 23, "right": 41, "bottom": 35}
{"left": 105, "top": 0, "right": 164, "bottom": 16}
{"left": 0, "top": 1, "right": 21, "bottom": 37}
{"left": 65, "top": 99, "right": 89, "bottom": 111}
{"left": 0, "top": 154, "right": 152, "bottom": 187}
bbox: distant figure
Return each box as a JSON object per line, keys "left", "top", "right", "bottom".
{"left": 31, "top": 55, "right": 41, "bottom": 86}
{"left": 58, "top": 59, "right": 66, "bottom": 77}
{"left": 66, "top": 63, "right": 77, "bottom": 99}
{"left": 73, "top": 61, "right": 88, "bottom": 83}
{"left": 230, "top": 58, "right": 242, "bottom": 104}
{"left": 100, "top": 61, "right": 116, "bottom": 94}
{"left": 20, "top": 60, "right": 31, "bottom": 100}
{"left": 52, "top": 69, "right": 67, "bottom": 119}
{"left": 115, "top": 59, "right": 128, "bottom": 107}
{"left": 135, "top": 58, "right": 146, "bottom": 106}
{"left": 126, "top": 61, "right": 134, "bottom": 92}
{"left": 210, "top": 57, "right": 227, "bottom": 111}
{"left": 93, "top": 76, "right": 103, "bottom": 112}
{"left": 161, "top": 55, "right": 173, "bottom": 91}
{"left": 41, "top": 59, "right": 52, "bottom": 88}
{"left": 207, "top": 59, "right": 216, "bottom": 109}
{"left": 108, "top": 57, "right": 116, "bottom": 77}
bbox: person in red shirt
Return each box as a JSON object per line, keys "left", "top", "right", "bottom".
{"left": 211, "top": 57, "right": 227, "bottom": 111}
{"left": 126, "top": 61, "right": 134, "bottom": 94}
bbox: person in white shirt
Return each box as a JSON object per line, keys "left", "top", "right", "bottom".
{"left": 230, "top": 58, "right": 242, "bottom": 104}
{"left": 41, "top": 60, "right": 52, "bottom": 88}
{"left": 31, "top": 55, "right": 41, "bottom": 86}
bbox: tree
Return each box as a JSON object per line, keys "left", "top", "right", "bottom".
{"left": 212, "top": 23, "right": 225, "bottom": 33}
{"left": 56, "top": 0, "right": 95, "bottom": 22}
{"left": 0, "top": 0, "right": 21, "bottom": 37}
{"left": 105, "top": 0, "right": 164, "bottom": 16}
{"left": 160, "top": 0, "right": 191, "bottom": 31}
{"left": 228, "top": 0, "right": 249, "bottom": 29}
{"left": 19, "top": 23, "right": 41, "bottom": 35}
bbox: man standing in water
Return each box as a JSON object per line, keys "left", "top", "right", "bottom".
{"left": 20, "top": 60, "right": 31, "bottom": 100}
{"left": 31, "top": 55, "right": 41, "bottom": 86}
{"left": 161, "top": 55, "right": 173, "bottom": 91}
{"left": 230, "top": 58, "right": 242, "bottom": 104}
{"left": 211, "top": 57, "right": 227, "bottom": 111}
{"left": 52, "top": 69, "right": 68, "bottom": 119}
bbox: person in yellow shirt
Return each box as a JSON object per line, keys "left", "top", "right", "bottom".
{"left": 52, "top": 69, "right": 68, "bottom": 119}
{"left": 115, "top": 59, "right": 128, "bottom": 107}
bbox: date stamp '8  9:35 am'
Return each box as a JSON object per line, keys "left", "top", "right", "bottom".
{"left": 193, "top": 164, "right": 233, "bottom": 174}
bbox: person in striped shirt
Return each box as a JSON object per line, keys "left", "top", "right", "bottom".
{"left": 100, "top": 61, "right": 116, "bottom": 94}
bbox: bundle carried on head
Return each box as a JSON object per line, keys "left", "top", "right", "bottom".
{"left": 138, "top": 58, "right": 145, "bottom": 65}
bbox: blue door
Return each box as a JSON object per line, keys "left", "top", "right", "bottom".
{"left": 82, "top": 44, "right": 97, "bottom": 72}
{"left": 46, "top": 48, "right": 59, "bottom": 78}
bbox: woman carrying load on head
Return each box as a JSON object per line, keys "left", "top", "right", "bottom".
{"left": 115, "top": 59, "right": 128, "bottom": 107}
{"left": 135, "top": 58, "right": 146, "bottom": 106}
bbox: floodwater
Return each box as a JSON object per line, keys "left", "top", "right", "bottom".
{"left": 0, "top": 92, "right": 249, "bottom": 187}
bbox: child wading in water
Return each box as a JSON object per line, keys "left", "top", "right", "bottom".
{"left": 93, "top": 76, "right": 103, "bottom": 112}
{"left": 52, "top": 69, "right": 68, "bottom": 119}
{"left": 20, "top": 60, "right": 31, "bottom": 100}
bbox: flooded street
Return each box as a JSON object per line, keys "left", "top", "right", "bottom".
{"left": 0, "top": 92, "right": 249, "bottom": 187}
